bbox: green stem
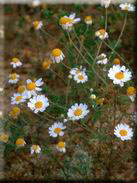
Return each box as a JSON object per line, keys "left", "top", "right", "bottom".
{"left": 109, "top": 13, "right": 128, "bottom": 60}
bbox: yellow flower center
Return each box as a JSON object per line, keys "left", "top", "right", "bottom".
{"left": 11, "top": 73, "right": 17, "bottom": 80}
{"left": 85, "top": 16, "right": 92, "bottom": 21}
{"left": 16, "top": 96, "right": 22, "bottom": 102}
{"left": 114, "top": 58, "right": 120, "bottom": 65}
{"left": 16, "top": 138, "right": 25, "bottom": 146}
{"left": 57, "top": 141, "right": 65, "bottom": 148}
{"left": 32, "top": 145, "right": 39, "bottom": 150}
{"left": 119, "top": 129, "right": 128, "bottom": 136}
{"left": 125, "top": 6, "right": 129, "bottom": 11}
{"left": 78, "top": 74, "right": 84, "bottom": 80}
{"left": 99, "top": 29, "right": 105, "bottom": 35}
{"left": 74, "top": 108, "right": 83, "bottom": 116}
{"left": 59, "top": 17, "right": 73, "bottom": 25}
{"left": 26, "top": 82, "right": 36, "bottom": 90}
{"left": 35, "top": 101, "right": 43, "bottom": 109}
{"left": 115, "top": 72, "right": 124, "bottom": 80}
{"left": 54, "top": 128, "right": 62, "bottom": 134}
{"left": 18, "top": 85, "right": 25, "bottom": 94}
{"left": 10, "top": 107, "right": 20, "bottom": 118}
{"left": 33, "top": 21, "right": 39, "bottom": 29}
{"left": 12, "top": 57, "right": 19, "bottom": 63}
{"left": 12, "top": 107, "right": 20, "bottom": 114}
{"left": 52, "top": 49, "right": 62, "bottom": 57}
{"left": 127, "top": 87, "right": 136, "bottom": 96}
{"left": 0, "top": 134, "right": 9, "bottom": 142}
{"left": 42, "top": 59, "right": 52, "bottom": 69}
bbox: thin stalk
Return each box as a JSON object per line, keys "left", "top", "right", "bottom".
{"left": 109, "top": 13, "right": 128, "bottom": 60}
{"left": 49, "top": 68, "right": 66, "bottom": 83}
{"left": 40, "top": 28, "right": 72, "bottom": 56}
{"left": 65, "top": 80, "right": 70, "bottom": 107}
{"left": 67, "top": 32, "right": 108, "bottom": 86}
{"left": 67, "top": 31, "right": 91, "bottom": 66}
{"left": 103, "top": 40, "right": 131, "bottom": 70}
{"left": 114, "top": 90, "right": 117, "bottom": 126}
{"left": 49, "top": 100, "right": 67, "bottom": 110}
{"left": 61, "top": 62, "right": 71, "bottom": 70}
{"left": 73, "top": 28, "right": 95, "bottom": 62}
{"left": 84, "top": 24, "right": 89, "bottom": 36}
{"left": 93, "top": 7, "right": 108, "bottom": 67}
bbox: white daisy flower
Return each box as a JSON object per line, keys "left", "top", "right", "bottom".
{"left": 119, "top": 3, "right": 135, "bottom": 12}
{"left": 0, "top": 87, "right": 4, "bottom": 92}
{"left": 97, "top": 53, "right": 108, "bottom": 65}
{"left": 70, "top": 66, "right": 86, "bottom": 76}
{"left": 8, "top": 73, "right": 20, "bottom": 84}
{"left": 73, "top": 71, "right": 88, "bottom": 83}
{"left": 32, "top": 0, "right": 40, "bottom": 7}
{"left": 33, "top": 20, "right": 43, "bottom": 30}
{"left": 59, "top": 13, "right": 80, "bottom": 31}
{"left": 51, "top": 48, "right": 65, "bottom": 63}
{"left": 84, "top": 16, "right": 93, "bottom": 25}
{"left": 28, "top": 95, "right": 49, "bottom": 113}
{"left": 127, "top": 86, "right": 136, "bottom": 102}
{"left": 95, "top": 29, "right": 109, "bottom": 40}
{"left": 31, "top": 145, "right": 41, "bottom": 154}
{"left": 10, "top": 57, "right": 22, "bottom": 68}
{"left": 11, "top": 93, "right": 26, "bottom": 105}
{"left": 101, "top": 0, "right": 111, "bottom": 8}
{"left": 108, "top": 65, "right": 132, "bottom": 87}
{"left": 49, "top": 122, "right": 66, "bottom": 138}
{"left": 56, "top": 141, "right": 66, "bottom": 153}
{"left": 114, "top": 123, "right": 133, "bottom": 141}
{"left": 26, "top": 78, "right": 44, "bottom": 98}
{"left": 67, "top": 103, "right": 89, "bottom": 121}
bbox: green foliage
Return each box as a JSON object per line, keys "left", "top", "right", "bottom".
{"left": 117, "top": 95, "right": 130, "bottom": 104}
{"left": 57, "top": 10, "right": 69, "bottom": 19}
{"left": 4, "top": 5, "right": 13, "bottom": 14}
{"left": 91, "top": 131, "right": 111, "bottom": 142}
{"left": 43, "top": 85, "right": 66, "bottom": 114}
{"left": 4, "top": 143, "right": 16, "bottom": 156}
{"left": 42, "top": 146, "right": 52, "bottom": 154}
{"left": 98, "top": 16, "right": 105, "bottom": 27}
{"left": 108, "top": 40, "right": 122, "bottom": 50}
{"left": 75, "top": 23, "right": 87, "bottom": 36}
{"left": 92, "top": 109, "right": 102, "bottom": 123}
{"left": 73, "top": 4, "right": 87, "bottom": 12}
{"left": 41, "top": 8, "right": 54, "bottom": 20}
{"left": 65, "top": 44, "right": 76, "bottom": 66}
{"left": 18, "top": 17, "right": 25, "bottom": 28}
{"left": 58, "top": 149, "right": 93, "bottom": 179}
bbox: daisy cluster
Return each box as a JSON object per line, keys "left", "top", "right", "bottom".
{"left": 5, "top": 57, "right": 51, "bottom": 154}
{"left": 1, "top": 3, "right": 136, "bottom": 156}
{"left": 10, "top": 77, "right": 49, "bottom": 114}
{"left": 69, "top": 66, "right": 88, "bottom": 83}
{"left": 48, "top": 102, "right": 89, "bottom": 152}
